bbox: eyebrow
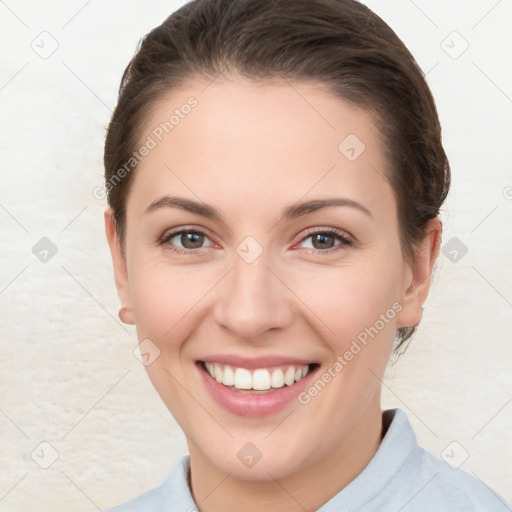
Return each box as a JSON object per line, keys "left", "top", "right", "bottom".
{"left": 283, "top": 198, "right": 372, "bottom": 219}
{"left": 145, "top": 196, "right": 223, "bottom": 221}
{"left": 144, "top": 195, "right": 372, "bottom": 220}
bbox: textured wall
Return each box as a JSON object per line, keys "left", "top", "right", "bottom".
{"left": 1, "top": 1, "right": 511, "bottom": 510}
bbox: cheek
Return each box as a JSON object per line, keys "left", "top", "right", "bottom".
{"left": 294, "top": 261, "right": 403, "bottom": 348}
{"left": 129, "top": 264, "right": 202, "bottom": 344}
{"left": 128, "top": 260, "right": 225, "bottom": 363}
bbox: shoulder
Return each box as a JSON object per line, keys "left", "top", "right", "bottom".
{"left": 379, "top": 409, "right": 511, "bottom": 511}
{"left": 403, "top": 445, "right": 512, "bottom": 511}
{"left": 322, "top": 408, "right": 512, "bottom": 512}
{"left": 106, "top": 487, "right": 163, "bottom": 512}
{"left": 105, "top": 476, "right": 170, "bottom": 512}
{"left": 105, "top": 456, "right": 197, "bottom": 512}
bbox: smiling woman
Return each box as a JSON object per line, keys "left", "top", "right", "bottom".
{"left": 101, "top": 1, "right": 511, "bottom": 511}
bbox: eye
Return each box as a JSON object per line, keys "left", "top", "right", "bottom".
{"left": 159, "top": 228, "right": 215, "bottom": 254}
{"left": 297, "top": 228, "right": 353, "bottom": 253}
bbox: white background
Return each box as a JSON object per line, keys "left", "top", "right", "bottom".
{"left": 0, "top": 0, "right": 511, "bottom": 510}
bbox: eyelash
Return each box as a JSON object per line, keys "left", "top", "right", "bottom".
{"left": 298, "top": 227, "right": 354, "bottom": 255}
{"left": 158, "top": 227, "right": 354, "bottom": 256}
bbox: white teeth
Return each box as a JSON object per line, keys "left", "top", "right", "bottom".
{"left": 270, "top": 368, "right": 285, "bottom": 388}
{"left": 204, "top": 362, "right": 310, "bottom": 391}
{"left": 222, "top": 365, "right": 235, "bottom": 386}
{"left": 252, "top": 369, "right": 271, "bottom": 390}
{"left": 234, "top": 368, "right": 252, "bottom": 389}
{"left": 284, "top": 366, "right": 295, "bottom": 386}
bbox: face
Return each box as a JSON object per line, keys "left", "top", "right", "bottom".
{"left": 106, "top": 75, "right": 438, "bottom": 483}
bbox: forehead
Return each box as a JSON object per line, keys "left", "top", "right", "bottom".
{"left": 129, "top": 75, "right": 395, "bottom": 221}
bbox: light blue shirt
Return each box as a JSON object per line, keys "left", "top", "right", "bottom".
{"left": 107, "top": 408, "right": 511, "bottom": 511}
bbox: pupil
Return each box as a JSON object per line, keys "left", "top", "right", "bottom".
{"left": 182, "top": 232, "right": 204, "bottom": 249}
{"left": 313, "top": 234, "right": 334, "bottom": 249}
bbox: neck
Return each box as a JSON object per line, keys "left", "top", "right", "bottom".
{"left": 188, "top": 396, "right": 384, "bottom": 512}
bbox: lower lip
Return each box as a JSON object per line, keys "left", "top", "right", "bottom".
{"left": 197, "top": 362, "right": 318, "bottom": 418}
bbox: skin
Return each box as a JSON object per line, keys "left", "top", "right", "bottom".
{"left": 105, "top": 74, "right": 441, "bottom": 512}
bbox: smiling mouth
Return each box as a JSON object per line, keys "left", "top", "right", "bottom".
{"left": 199, "top": 361, "right": 319, "bottom": 394}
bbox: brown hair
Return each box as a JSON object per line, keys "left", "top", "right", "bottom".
{"left": 103, "top": 0, "right": 450, "bottom": 353}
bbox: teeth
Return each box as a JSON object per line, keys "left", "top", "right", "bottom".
{"left": 270, "top": 368, "right": 285, "bottom": 388}
{"left": 204, "top": 362, "right": 310, "bottom": 391}
{"left": 234, "top": 368, "right": 252, "bottom": 389}
{"left": 222, "top": 365, "right": 235, "bottom": 386}
{"left": 284, "top": 366, "right": 295, "bottom": 386}
{"left": 253, "top": 369, "right": 271, "bottom": 390}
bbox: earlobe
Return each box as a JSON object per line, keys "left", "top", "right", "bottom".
{"left": 396, "top": 218, "right": 442, "bottom": 328}
{"left": 119, "top": 305, "right": 135, "bottom": 325}
{"left": 104, "top": 208, "right": 135, "bottom": 325}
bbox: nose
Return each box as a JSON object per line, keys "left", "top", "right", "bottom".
{"left": 213, "top": 247, "right": 294, "bottom": 341}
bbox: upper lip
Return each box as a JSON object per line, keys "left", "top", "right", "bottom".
{"left": 198, "top": 354, "right": 315, "bottom": 369}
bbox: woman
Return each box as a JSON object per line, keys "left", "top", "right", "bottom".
{"left": 103, "top": 0, "right": 511, "bottom": 510}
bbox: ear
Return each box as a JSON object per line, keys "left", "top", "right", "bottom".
{"left": 396, "top": 217, "right": 442, "bottom": 328}
{"left": 104, "top": 207, "right": 135, "bottom": 325}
